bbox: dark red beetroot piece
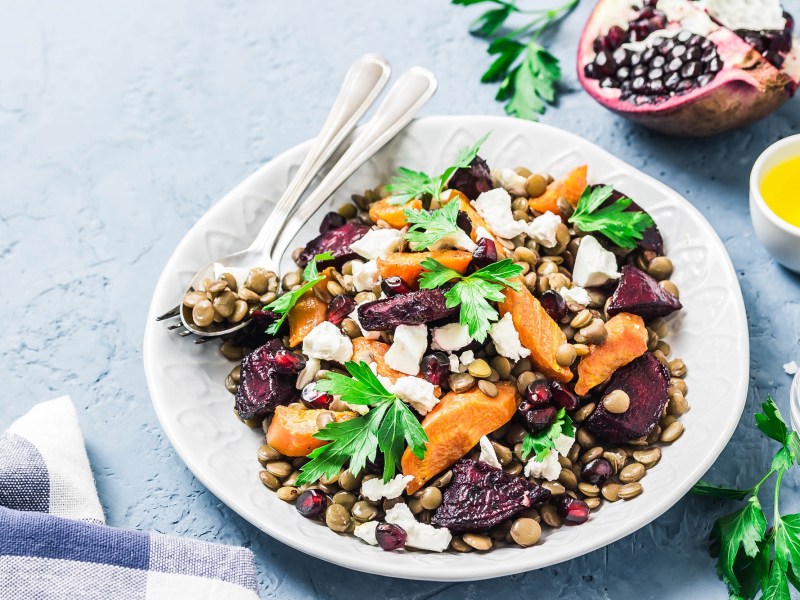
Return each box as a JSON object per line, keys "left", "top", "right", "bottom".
{"left": 297, "top": 222, "right": 370, "bottom": 267}
{"left": 229, "top": 310, "right": 280, "bottom": 348}
{"left": 420, "top": 352, "right": 450, "bottom": 387}
{"left": 585, "top": 352, "right": 670, "bottom": 443}
{"left": 607, "top": 265, "right": 682, "bottom": 319}
{"left": 433, "top": 459, "right": 551, "bottom": 532}
{"left": 326, "top": 294, "right": 356, "bottom": 325}
{"left": 357, "top": 288, "right": 457, "bottom": 331}
{"left": 319, "top": 211, "right": 346, "bottom": 234}
{"left": 235, "top": 339, "right": 303, "bottom": 420}
{"left": 447, "top": 156, "right": 493, "bottom": 200}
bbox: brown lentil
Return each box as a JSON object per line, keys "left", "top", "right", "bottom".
{"left": 468, "top": 359, "right": 492, "bottom": 379}
{"left": 647, "top": 256, "right": 673, "bottom": 280}
{"left": 603, "top": 390, "right": 631, "bottom": 414}
{"left": 570, "top": 309, "right": 593, "bottom": 330}
{"left": 516, "top": 371, "right": 538, "bottom": 394}
{"left": 660, "top": 280, "right": 680, "bottom": 298}
{"left": 575, "top": 428, "right": 596, "bottom": 449}
{"left": 660, "top": 421, "right": 684, "bottom": 443}
{"left": 573, "top": 403, "right": 596, "bottom": 423}
{"left": 540, "top": 504, "right": 562, "bottom": 528}
{"left": 351, "top": 501, "right": 378, "bottom": 522}
{"left": 277, "top": 486, "right": 299, "bottom": 502}
{"left": 619, "top": 462, "right": 646, "bottom": 483}
{"left": 556, "top": 343, "right": 577, "bottom": 367}
{"left": 325, "top": 503, "right": 350, "bottom": 532}
{"left": 602, "top": 482, "right": 622, "bottom": 502}
{"left": 668, "top": 358, "right": 687, "bottom": 378}
{"left": 618, "top": 482, "right": 643, "bottom": 500}
{"left": 450, "top": 537, "right": 473, "bottom": 553}
{"left": 504, "top": 462, "right": 523, "bottom": 476}
{"left": 258, "top": 470, "right": 280, "bottom": 490}
{"left": 431, "top": 470, "right": 453, "bottom": 488}
{"left": 559, "top": 468, "right": 578, "bottom": 490}
{"left": 542, "top": 481, "right": 566, "bottom": 496}
{"left": 580, "top": 446, "right": 604, "bottom": 465}
{"left": 478, "top": 380, "right": 498, "bottom": 397}
{"left": 462, "top": 533, "right": 493, "bottom": 551}
{"left": 192, "top": 300, "right": 214, "bottom": 327}
{"left": 419, "top": 487, "right": 443, "bottom": 511}
{"left": 633, "top": 448, "right": 661, "bottom": 468}
{"left": 578, "top": 482, "right": 600, "bottom": 497}
{"left": 257, "top": 444, "right": 281, "bottom": 465}
{"left": 510, "top": 518, "right": 542, "bottom": 547}
{"left": 581, "top": 319, "right": 608, "bottom": 345}
{"left": 266, "top": 461, "right": 293, "bottom": 479}
{"left": 449, "top": 372, "right": 476, "bottom": 393}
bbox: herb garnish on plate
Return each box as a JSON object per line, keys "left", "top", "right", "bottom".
{"left": 263, "top": 252, "right": 333, "bottom": 335}
{"left": 520, "top": 408, "right": 574, "bottom": 461}
{"left": 569, "top": 185, "right": 654, "bottom": 249}
{"left": 296, "top": 361, "right": 428, "bottom": 485}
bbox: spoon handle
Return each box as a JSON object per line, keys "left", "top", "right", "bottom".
{"left": 270, "top": 66, "right": 438, "bottom": 262}
{"left": 248, "top": 54, "right": 390, "bottom": 253}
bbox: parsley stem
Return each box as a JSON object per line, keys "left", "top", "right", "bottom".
{"left": 773, "top": 468, "right": 784, "bottom": 528}
{"left": 504, "top": 0, "right": 579, "bottom": 42}
{"left": 751, "top": 468, "right": 777, "bottom": 496}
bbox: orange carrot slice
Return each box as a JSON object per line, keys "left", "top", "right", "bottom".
{"left": 376, "top": 250, "right": 473, "bottom": 288}
{"left": 369, "top": 197, "right": 423, "bottom": 229}
{"left": 267, "top": 405, "right": 357, "bottom": 457}
{"left": 529, "top": 165, "right": 588, "bottom": 215}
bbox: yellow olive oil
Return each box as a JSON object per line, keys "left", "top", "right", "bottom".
{"left": 760, "top": 156, "right": 800, "bottom": 228}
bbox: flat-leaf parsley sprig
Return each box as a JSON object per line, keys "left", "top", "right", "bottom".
{"left": 453, "top": 0, "right": 580, "bottom": 120}
{"left": 403, "top": 199, "right": 463, "bottom": 251}
{"left": 296, "top": 361, "right": 428, "bottom": 486}
{"left": 691, "top": 396, "right": 800, "bottom": 600}
{"left": 386, "top": 133, "right": 489, "bottom": 206}
{"left": 263, "top": 252, "right": 333, "bottom": 335}
{"left": 521, "top": 408, "right": 574, "bottom": 462}
{"left": 418, "top": 257, "right": 523, "bottom": 342}
{"left": 568, "top": 185, "right": 654, "bottom": 249}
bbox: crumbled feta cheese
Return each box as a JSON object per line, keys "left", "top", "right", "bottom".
{"left": 524, "top": 450, "right": 561, "bottom": 481}
{"left": 701, "top": 0, "right": 786, "bottom": 32}
{"left": 475, "top": 226, "right": 495, "bottom": 241}
{"left": 471, "top": 188, "right": 528, "bottom": 239}
{"left": 432, "top": 322, "right": 472, "bottom": 352}
{"left": 352, "top": 260, "right": 380, "bottom": 292}
{"left": 345, "top": 402, "right": 370, "bottom": 416}
{"left": 384, "top": 503, "right": 452, "bottom": 552}
{"left": 492, "top": 168, "right": 528, "bottom": 197}
{"left": 385, "top": 324, "right": 428, "bottom": 375}
{"left": 212, "top": 263, "right": 250, "bottom": 291}
{"left": 448, "top": 353, "right": 461, "bottom": 373}
{"left": 489, "top": 312, "right": 531, "bottom": 362}
{"left": 459, "top": 350, "right": 474, "bottom": 366}
{"left": 784, "top": 361, "right": 799, "bottom": 375}
{"left": 353, "top": 521, "right": 378, "bottom": 545}
{"left": 349, "top": 228, "right": 403, "bottom": 260}
{"left": 479, "top": 435, "right": 501, "bottom": 469}
{"left": 572, "top": 235, "right": 620, "bottom": 287}
{"left": 527, "top": 211, "right": 562, "bottom": 248}
{"left": 553, "top": 434, "right": 575, "bottom": 457}
{"left": 429, "top": 229, "right": 477, "bottom": 253}
{"left": 559, "top": 285, "right": 592, "bottom": 306}
{"left": 302, "top": 321, "right": 353, "bottom": 363}
{"left": 361, "top": 474, "right": 414, "bottom": 502}
{"left": 348, "top": 306, "right": 380, "bottom": 340}
{"left": 392, "top": 376, "right": 440, "bottom": 415}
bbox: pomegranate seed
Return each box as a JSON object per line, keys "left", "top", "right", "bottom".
{"left": 271, "top": 349, "right": 306, "bottom": 375}
{"left": 300, "top": 383, "right": 333, "bottom": 410}
{"left": 376, "top": 522, "right": 407, "bottom": 551}
{"left": 472, "top": 238, "right": 497, "bottom": 269}
{"left": 457, "top": 210, "right": 472, "bottom": 235}
{"left": 522, "top": 406, "right": 557, "bottom": 433}
{"left": 539, "top": 290, "right": 567, "bottom": 323}
{"left": 327, "top": 294, "right": 356, "bottom": 325}
{"left": 380, "top": 276, "right": 412, "bottom": 297}
{"left": 420, "top": 352, "right": 450, "bottom": 387}
{"left": 557, "top": 496, "right": 590, "bottom": 525}
{"left": 550, "top": 381, "right": 579, "bottom": 411}
{"left": 524, "top": 380, "right": 552, "bottom": 407}
{"left": 581, "top": 458, "right": 613, "bottom": 486}
{"left": 296, "top": 489, "right": 327, "bottom": 519}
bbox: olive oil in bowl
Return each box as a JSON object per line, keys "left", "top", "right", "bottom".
{"left": 760, "top": 156, "right": 800, "bottom": 228}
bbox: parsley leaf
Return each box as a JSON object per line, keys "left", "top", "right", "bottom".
{"left": 690, "top": 481, "right": 751, "bottom": 501}
{"left": 386, "top": 134, "right": 489, "bottom": 205}
{"left": 419, "top": 257, "right": 523, "bottom": 342}
{"left": 502, "top": 43, "right": 560, "bottom": 120}
{"left": 521, "top": 408, "right": 574, "bottom": 462}
{"left": 404, "top": 199, "right": 461, "bottom": 251}
{"left": 568, "top": 185, "right": 654, "bottom": 249}
{"left": 756, "top": 396, "right": 790, "bottom": 445}
{"left": 710, "top": 496, "right": 768, "bottom": 594}
{"left": 263, "top": 253, "right": 332, "bottom": 335}
{"left": 296, "top": 361, "right": 428, "bottom": 485}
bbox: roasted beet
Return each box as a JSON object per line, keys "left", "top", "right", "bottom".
{"left": 327, "top": 294, "right": 356, "bottom": 325}
{"left": 319, "top": 211, "right": 346, "bottom": 234}
{"left": 357, "top": 288, "right": 457, "bottom": 331}
{"left": 297, "top": 222, "right": 370, "bottom": 267}
{"left": 229, "top": 310, "right": 280, "bottom": 348}
{"left": 607, "top": 265, "right": 682, "bottom": 319}
{"left": 456, "top": 210, "right": 472, "bottom": 235}
{"left": 550, "top": 381, "right": 579, "bottom": 412}
{"left": 420, "top": 352, "right": 450, "bottom": 387}
{"left": 471, "top": 237, "right": 498, "bottom": 270}
{"left": 380, "top": 276, "right": 412, "bottom": 297}
{"left": 585, "top": 353, "right": 670, "bottom": 443}
{"left": 539, "top": 290, "right": 568, "bottom": 323}
{"left": 433, "top": 459, "right": 550, "bottom": 532}
{"left": 447, "top": 156, "right": 493, "bottom": 200}
{"left": 234, "top": 339, "right": 301, "bottom": 420}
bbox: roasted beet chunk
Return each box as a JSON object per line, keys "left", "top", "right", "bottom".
{"left": 606, "top": 189, "right": 663, "bottom": 254}
{"left": 433, "top": 459, "right": 551, "bottom": 532}
{"left": 297, "top": 222, "right": 370, "bottom": 267}
{"left": 607, "top": 265, "right": 682, "bottom": 319}
{"left": 357, "top": 288, "right": 457, "bottom": 331}
{"left": 447, "top": 156, "right": 493, "bottom": 200}
{"left": 584, "top": 353, "right": 670, "bottom": 443}
{"left": 235, "top": 339, "right": 302, "bottom": 420}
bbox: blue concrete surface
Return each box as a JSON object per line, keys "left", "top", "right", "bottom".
{"left": 1, "top": 1, "right": 799, "bottom": 598}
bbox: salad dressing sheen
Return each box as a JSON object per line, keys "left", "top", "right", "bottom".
{"left": 760, "top": 156, "right": 800, "bottom": 228}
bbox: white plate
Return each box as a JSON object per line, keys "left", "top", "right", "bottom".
{"left": 143, "top": 116, "right": 749, "bottom": 581}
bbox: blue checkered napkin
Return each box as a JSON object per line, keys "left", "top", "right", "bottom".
{"left": 0, "top": 397, "right": 259, "bottom": 600}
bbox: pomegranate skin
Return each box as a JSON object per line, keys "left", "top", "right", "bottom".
{"left": 577, "top": 0, "right": 799, "bottom": 137}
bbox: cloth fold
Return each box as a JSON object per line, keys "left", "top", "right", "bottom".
{"left": 0, "top": 397, "right": 259, "bottom": 600}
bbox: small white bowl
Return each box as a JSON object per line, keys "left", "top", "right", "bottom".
{"left": 750, "top": 134, "right": 800, "bottom": 272}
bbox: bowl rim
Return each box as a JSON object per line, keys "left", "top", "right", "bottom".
{"left": 143, "top": 114, "right": 750, "bottom": 581}
{"left": 750, "top": 133, "right": 800, "bottom": 237}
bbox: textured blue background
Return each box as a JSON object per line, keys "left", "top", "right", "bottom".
{"left": 2, "top": 1, "right": 800, "bottom": 598}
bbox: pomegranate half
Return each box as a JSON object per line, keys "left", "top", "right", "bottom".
{"left": 577, "top": 0, "right": 800, "bottom": 136}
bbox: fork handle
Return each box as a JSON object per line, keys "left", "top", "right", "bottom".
{"left": 248, "top": 54, "right": 390, "bottom": 254}
{"left": 270, "top": 67, "right": 437, "bottom": 262}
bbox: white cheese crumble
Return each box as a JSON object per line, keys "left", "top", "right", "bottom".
{"left": 524, "top": 450, "right": 561, "bottom": 481}
{"left": 429, "top": 229, "right": 477, "bottom": 253}
{"left": 701, "top": 0, "right": 786, "bottom": 32}
{"left": 349, "top": 228, "right": 403, "bottom": 260}
{"left": 385, "top": 324, "right": 428, "bottom": 376}
{"left": 459, "top": 350, "right": 475, "bottom": 366}
{"left": 212, "top": 263, "right": 250, "bottom": 291}
{"left": 475, "top": 226, "right": 495, "bottom": 241}
{"left": 391, "top": 376, "right": 440, "bottom": 415}
{"left": 528, "top": 211, "right": 562, "bottom": 248}
{"left": 572, "top": 235, "right": 620, "bottom": 287}
{"left": 553, "top": 434, "right": 576, "bottom": 457}
{"left": 559, "top": 285, "right": 592, "bottom": 306}
{"left": 353, "top": 521, "right": 378, "bottom": 545}
{"left": 384, "top": 503, "right": 452, "bottom": 552}
{"left": 472, "top": 188, "right": 528, "bottom": 239}
{"left": 348, "top": 305, "right": 381, "bottom": 340}
{"left": 302, "top": 321, "right": 353, "bottom": 363}
{"left": 448, "top": 353, "right": 462, "bottom": 373}
{"left": 479, "top": 435, "right": 502, "bottom": 469}
{"left": 784, "top": 361, "right": 799, "bottom": 375}
{"left": 432, "top": 322, "right": 472, "bottom": 352}
{"left": 489, "top": 312, "right": 531, "bottom": 361}
{"left": 352, "top": 259, "right": 380, "bottom": 292}
{"left": 492, "top": 168, "right": 528, "bottom": 197}
{"left": 361, "top": 474, "right": 414, "bottom": 502}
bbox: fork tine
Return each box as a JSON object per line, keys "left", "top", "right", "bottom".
{"left": 178, "top": 329, "right": 194, "bottom": 337}
{"left": 156, "top": 305, "right": 181, "bottom": 321}
{"left": 194, "top": 336, "right": 213, "bottom": 345}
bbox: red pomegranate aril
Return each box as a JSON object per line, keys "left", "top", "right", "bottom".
{"left": 581, "top": 458, "right": 613, "bottom": 486}
{"left": 420, "top": 352, "right": 450, "bottom": 387}
{"left": 523, "top": 406, "right": 558, "bottom": 433}
{"left": 327, "top": 294, "right": 356, "bottom": 325}
{"left": 539, "top": 289, "right": 567, "bottom": 323}
{"left": 557, "top": 496, "right": 590, "bottom": 525}
{"left": 375, "top": 522, "right": 407, "bottom": 551}
{"left": 380, "top": 276, "right": 412, "bottom": 297}
{"left": 296, "top": 489, "right": 327, "bottom": 519}
{"left": 319, "top": 211, "right": 346, "bottom": 234}
{"left": 550, "top": 381, "right": 579, "bottom": 411}
{"left": 524, "top": 380, "right": 552, "bottom": 407}
{"left": 300, "top": 383, "right": 333, "bottom": 410}
{"left": 607, "top": 25, "right": 626, "bottom": 49}
{"left": 472, "top": 237, "right": 498, "bottom": 269}
{"left": 272, "top": 349, "right": 307, "bottom": 375}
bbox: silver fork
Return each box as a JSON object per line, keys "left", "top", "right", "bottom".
{"left": 158, "top": 65, "right": 438, "bottom": 340}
